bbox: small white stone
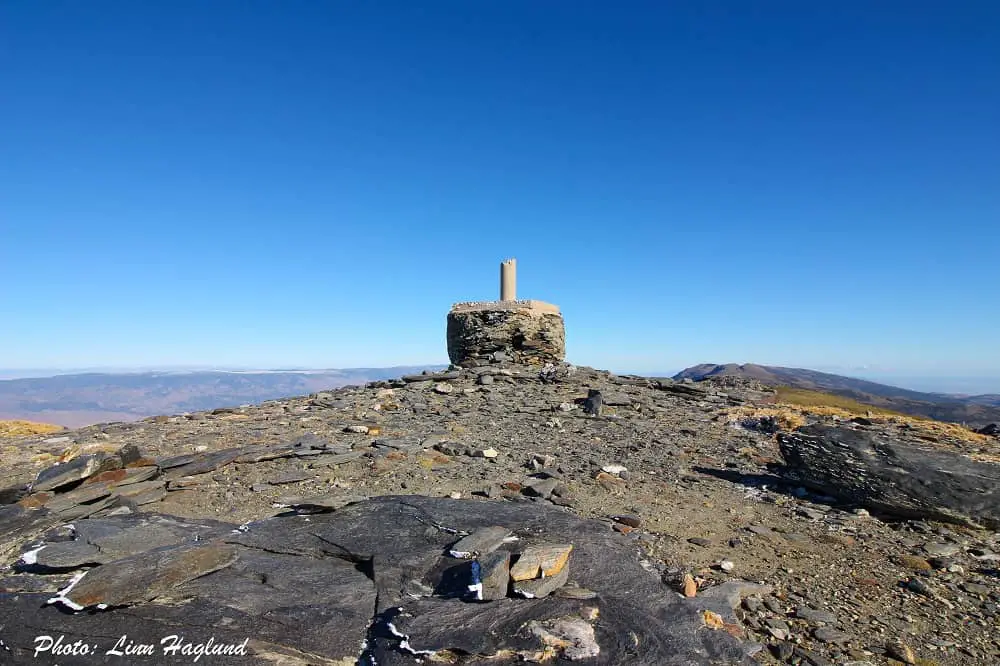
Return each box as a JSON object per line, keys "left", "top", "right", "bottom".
{"left": 194, "top": 445, "right": 208, "bottom": 452}
{"left": 601, "top": 464, "right": 628, "bottom": 475}
{"left": 719, "top": 560, "right": 735, "bottom": 572}
{"left": 449, "top": 491, "right": 462, "bottom": 499}
{"left": 479, "top": 448, "right": 499, "bottom": 459}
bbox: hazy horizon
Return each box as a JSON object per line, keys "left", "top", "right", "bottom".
{"left": 1, "top": 364, "right": 997, "bottom": 396}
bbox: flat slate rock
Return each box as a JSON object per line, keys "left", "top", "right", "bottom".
{"left": 32, "top": 453, "right": 121, "bottom": 492}
{"left": 512, "top": 563, "right": 570, "bottom": 598}
{"left": 51, "top": 542, "right": 239, "bottom": 609}
{"left": 449, "top": 526, "right": 512, "bottom": 558}
{"left": 17, "top": 514, "right": 234, "bottom": 573}
{"left": 274, "top": 493, "right": 368, "bottom": 514}
{"left": 779, "top": 424, "right": 1000, "bottom": 529}
{"left": 234, "top": 444, "right": 298, "bottom": 463}
{"left": 310, "top": 450, "right": 367, "bottom": 466}
{"left": 161, "top": 448, "right": 242, "bottom": 479}
{"left": 0, "top": 496, "right": 762, "bottom": 665}
{"left": 510, "top": 543, "right": 573, "bottom": 581}
{"left": 266, "top": 471, "right": 313, "bottom": 485}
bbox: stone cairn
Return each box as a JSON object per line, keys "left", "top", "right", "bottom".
{"left": 447, "top": 258, "right": 566, "bottom": 367}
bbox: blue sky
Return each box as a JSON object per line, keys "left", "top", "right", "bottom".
{"left": 2, "top": 2, "right": 998, "bottom": 388}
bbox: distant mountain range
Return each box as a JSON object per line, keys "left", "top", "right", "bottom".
{"left": 0, "top": 367, "right": 443, "bottom": 428}
{"left": 674, "top": 363, "right": 1000, "bottom": 426}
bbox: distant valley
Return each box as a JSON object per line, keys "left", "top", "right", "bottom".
{"left": 674, "top": 363, "right": 1000, "bottom": 427}
{"left": 0, "top": 367, "right": 442, "bottom": 428}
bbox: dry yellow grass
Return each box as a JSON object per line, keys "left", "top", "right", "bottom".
{"left": 725, "top": 405, "right": 807, "bottom": 431}
{"left": 773, "top": 386, "right": 911, "bottom": 417}
{"left": 771, "top": 386, "right": 990, "bottom": 445}
{"left": 723, "top": 393, "right": 989, "bottom": 447}
{"left": 0, "top": 420, "right": 64, "bottom": 438}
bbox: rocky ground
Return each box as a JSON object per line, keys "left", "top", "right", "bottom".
{"left": 1, "top": 362, "right": 999, "bottom": 665}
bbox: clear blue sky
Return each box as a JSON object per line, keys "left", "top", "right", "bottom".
{"left": 2, "top": 1, "right": 998, "bottom": 385}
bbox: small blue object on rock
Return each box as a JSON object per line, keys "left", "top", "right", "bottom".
{"left": 468, "top": 558, "right": 483, "bottom": 601}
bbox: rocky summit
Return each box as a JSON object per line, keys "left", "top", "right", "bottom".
{"left": 1, "top": 361, "right": 1000, "bottom": 665}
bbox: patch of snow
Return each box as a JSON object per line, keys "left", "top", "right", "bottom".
{"left": 231, "top": 521, "right": 252, "bottom": 534}
{"left": 19, "top": 543, "right": 47, "bottom": 565}
{"left": 386, "top": 615, "right": 436, "bottom": 659}
{"left": 45, "top": 572, "right": 88, "bottom": 612}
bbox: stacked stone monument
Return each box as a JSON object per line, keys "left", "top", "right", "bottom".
{"left": 446, "top": 258, "right": 566, "bottom": 367}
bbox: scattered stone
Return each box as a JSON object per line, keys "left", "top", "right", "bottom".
{"left": 523, "top": 477, "right": 560, "bottom": 499}
{"left": 797, "top": 507, "right": 826, "bottom": 521}
{"left": 268, "top": 471, "right": 312, "bottom": 485}
{"left": 449, "top": 526, "right": 512, "bottom": 558}
{"left": 797, "top": 607, "right": 838, "bottom": 624}
{"left": 527, "top": 616, "right": 599, "bottom": 660}
{"left": 513, "top": 562, "right": 570, "bottom": 598}
{"left": 682, "top": 573, "right": 698, "bottom": 597}
{"left": 474, "top": 447, "right": 499, "bottom": 458}
{"left": 555, "top": 584, "right": 599, "bottom": 600}
{"left": 906, "top": 577, "right": 941, "bottom": 601}
{"left": 479, "top": 549, "right": 511, "bottom": 601}
{"left": 344, "top": 425, "right": 370, "bottom": 434}
{"left": 923, "top": 542, "right": 960, "bottom": 557}
{"left": 160, "top": 448, "right": 241, "bottom": 478}
{"left": 961, "top": 581, "right": 990, "bottom": 596}
{"left": 583, "top": 389, "right": 603, "bottom": 416}
{"left": 311, "top": 451, "right": 367, "bottom": 466}
{"left": 612, "top": 514, "right": 642, "bottom": 528}
{"left": 274, "top": 493, "right": 367, "bottom": 513}
{"left": 32, "top": 453, "right": 120, "bottom": 492}
{"left": 166, "top": 474, "right": 210, "bottom": 490}
{"left": 510, "top": 544, "right": 573, "bottom": 581}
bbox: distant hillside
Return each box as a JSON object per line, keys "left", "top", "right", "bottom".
{"left": 674, "top": 363, "right": 1000, "bottom": 427}
{"left": 0, "top": 367, "right": 443, "bottom": 428}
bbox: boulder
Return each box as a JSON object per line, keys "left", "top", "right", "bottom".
{"left": 778, "top": 424, "right": 1000, "bottom": 528}
{"left": 0, "top": 496, "right": 763, "bottom": 665}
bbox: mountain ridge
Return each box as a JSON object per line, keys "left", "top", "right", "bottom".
{"left": 0, "top": 366, "right": 445, "bottom": 427}
{"left": 674, "top": 363, "right": 1000, "bottom": 426}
